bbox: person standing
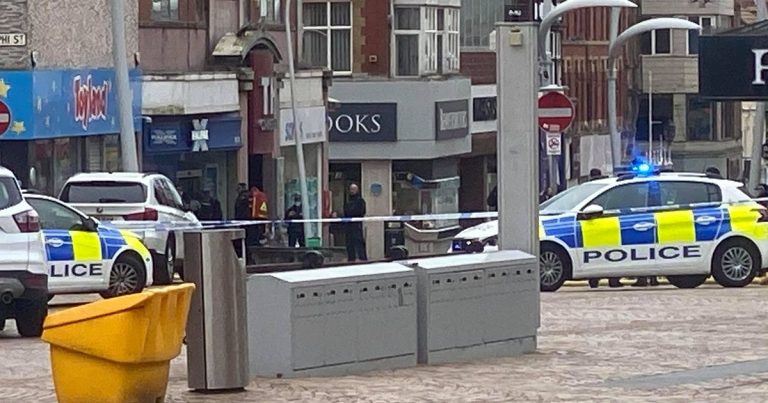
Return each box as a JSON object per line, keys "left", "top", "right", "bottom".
{"left": 487, "top": 185, "right": 498, "bottom": 211}
{"left": 198, "top": 190, "right": 223, "bottom": 221}
{"left": 344, "top": 183, "right": 367, "bottom": 262}
{"left": 234, "top": 183, "right": 250, "bottom": 220}
{"left": 284, "top": 194, "right": 305, "bottom": 248}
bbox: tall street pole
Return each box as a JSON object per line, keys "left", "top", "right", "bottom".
{"left": 110, "top": 0, "right": 139, "bottom": 172}
{"left": 750, "top": 0, "right": 768, "bottom": 192}
{"left": 285, "top": 0, "right": 314, "bottom": 241}
{"left": 607, "top": 7, "right": 621, "bottom": 170}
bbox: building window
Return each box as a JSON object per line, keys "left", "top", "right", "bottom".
{"left": 393, "top": 6, "right": 460, "bottom": 77}
{"left": 151, "top": 0, "right": 179, "bottom": 21}
{"left": 641, "top": 29, "right": 671, "bottom": 55}
{"left": 687, "top": 96, "right": 714, "bottom": 141}
{"left": 301, "top": 1, "right": 352, "bottom": 75}
{"left": 260, "top": 0, "right": 282, "bottom": 22}
{"left": 473, "top": 97, "right": 497, "bottom": 122}
{"left": 688, "top": 16, "right": 714, "bottom": 55}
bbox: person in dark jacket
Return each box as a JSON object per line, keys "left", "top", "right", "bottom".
{"left": 705, "top": 166, "right": 723, "bottom": 179}
{"left": 284, "top": 194, "right": 305, "bottom": 248}
{"left": 344, "top": 183, "right": 368, "bottom": 262}
{"left": 487, "top": 186, "right": 498, "bottom": 211}
{"left": 234, "top": 183, "right": 250, "bottom": 220}
{"left": 198, "top": 190, "right": 223, "bottom": 221}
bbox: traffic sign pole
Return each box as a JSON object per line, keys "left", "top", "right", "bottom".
{"left": 538, "top": 91, "right": 574, "bottom": 197}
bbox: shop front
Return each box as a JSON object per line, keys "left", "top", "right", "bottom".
{"left": 0, "top": 68, "right": 142, "bottom": 195}
{"left": 328, "top": 77, "right": 472, "bottom": 259}
{"left": 142, "top": 114, "right": 242, "bottom": 218}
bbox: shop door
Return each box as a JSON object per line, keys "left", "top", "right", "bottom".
{"left": 328, "top": 163, "right": 361, "bottom": 247}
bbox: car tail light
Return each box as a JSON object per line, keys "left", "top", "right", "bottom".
{"left": 123, "top": 208, "right": 158, "bottom": 221}
{"left": 13, "top": 210, "right": 40, "bottom": 232}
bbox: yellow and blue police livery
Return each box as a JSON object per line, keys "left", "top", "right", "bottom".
{"left": 454, "top": 170, "right": 768, "bottom": 292}
{"left": 24, "top": 193, "right": 153, "bottom": 299}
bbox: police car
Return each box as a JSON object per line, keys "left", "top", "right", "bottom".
{"left": 24, "top": 193, "right": 153, "bottom": 299}
{"left": 451, "top": 167, "right": 768, "bottom": 292}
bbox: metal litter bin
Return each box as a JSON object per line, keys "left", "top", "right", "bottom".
{"left": 184, "top": 229, "right": 249, "bottom": 391}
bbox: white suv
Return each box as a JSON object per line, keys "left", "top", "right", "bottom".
{"left": 59, "top": 173, "right": 200, "bottom": 284}
{"left": 0, "top": 167, "right": 47, "bottom": 337}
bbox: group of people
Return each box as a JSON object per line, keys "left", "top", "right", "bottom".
{"left": 229, "top": 182, "right": 369, "bottom": 262}
{"left": 177, "top": 188, "right": 224, "bottom": 221}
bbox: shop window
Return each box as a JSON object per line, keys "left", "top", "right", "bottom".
{"left": 687, "top": 96, "right": 714, "bottom": 141}
{"left": 641, "top": 29, "right": 671, "bottom": 55}
{"left": 301, "top": 1, "right": 352, "bottom": 75}
{"left": 720, "top": 102, "right": 737, "bottom": 140}
{"left": 393, "top": 6, "right": 460, "bottom": 77}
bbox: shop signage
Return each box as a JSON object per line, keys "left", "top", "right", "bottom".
{"left": 435, "top": 99, "right": 469, "bottom": 140}
{"left": 191, "top": 119, "right": 209, "bottom": 152}
{"left": 699, "top": 34, "right": 768, "bottom": 100}
{"left": 0, "top": 33, "right": 26, "bottom": 47}
{"left": 328, "top": 103, "right": 397, "bottom": 142}
{"left": 279, "top": 106, "right": 327, "bottom": 147}
{"left": 150, "top": 129, "right": 178, "bottom": 146}
{"left": 0, "top": 68, "right": 141, "bottom": 140}
{"left": 73, "top": 74, "right": 111, "bottom": 131}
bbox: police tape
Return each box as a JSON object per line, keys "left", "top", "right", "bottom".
{"left": 104, "top": 211, "right": 501, "bottom": 232}
{"left": 100, "top": 197, "right": 768, "bottom": 232}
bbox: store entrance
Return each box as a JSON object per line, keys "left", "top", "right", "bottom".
{"left": 328, "top": 163, "right": 362, "bottom": 247}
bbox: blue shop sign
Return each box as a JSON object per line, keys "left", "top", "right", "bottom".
{"left": 0, "top": 68, "right": 142, "bottom": 140}
{"left": 143, "top": 116, "right": 242, "bottom": 154}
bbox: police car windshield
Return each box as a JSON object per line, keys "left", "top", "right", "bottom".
{"left": 540, "top": 183, "right": 606, "bottom": 215}
{"left": 61, "top": 182, "right": 146, "bottom": 204}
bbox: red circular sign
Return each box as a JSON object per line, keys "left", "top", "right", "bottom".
{"left": 538, "top": 91, "right": 575, "bottom": 133}
{"left": 0, "top": 102, "right": 10, "bottom": 136}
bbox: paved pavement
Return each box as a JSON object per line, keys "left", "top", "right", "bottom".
{"left": 3, "top": 285, "right": 768, "bottom": 402}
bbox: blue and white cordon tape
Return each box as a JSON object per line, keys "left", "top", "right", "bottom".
{"left": 101, "top": 197, "right": 768, "bottom": 232}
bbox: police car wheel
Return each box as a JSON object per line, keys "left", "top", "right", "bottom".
{"left": 712, "top": 239, "right": 759, "bottom": 288}
{"left": 15, "top": 297, "right": 47, "bottom": 338}
{"left": 101, "top": 254, "right": 147, "bottom": 299}
{"left": 666, "top": 275, "right": 708, "bottom": 289}
{"left": 540, "top": 243, "right": 570, "bottom": 292}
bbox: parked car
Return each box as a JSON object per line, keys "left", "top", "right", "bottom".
{"left": 24, "top": 193, "right": 153, "bottom": 298}
{"left": 59, "top": 172, "right": 200, "bottom": 284}
{"left": 0, "top": 167, "right": 47, "bottom": 337}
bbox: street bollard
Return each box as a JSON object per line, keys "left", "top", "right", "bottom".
{"left": 41, "top": 284, "right": 195, "bottom": 403}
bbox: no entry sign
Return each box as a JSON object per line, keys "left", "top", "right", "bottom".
{"left": 538, "top": 91, "right": 574, "bottom": 133}
{"left": 0, "top": 101, "right": 10, "bottom": 136}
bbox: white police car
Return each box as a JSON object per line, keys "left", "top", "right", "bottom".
{"left": 24, "top": 193, "right": 153, "bottom": 299}
{"left": 451, "top": 170, "right": 768, "bottom": 292}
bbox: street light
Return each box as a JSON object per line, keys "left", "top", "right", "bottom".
{"left": 607, "top": 17, "right": 701, "bottom": 168}
{"left": 539, "top": 0, "right": 637, "bottom": 87}
{"left": 537, "top": 0, "right": 636, "bottom": 194}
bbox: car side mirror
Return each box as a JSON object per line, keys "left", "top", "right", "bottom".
{"left": 577, "top": 204, "right": 604, "bottom": 220}
{"left": 83, "top": 217, "right": 99, "bottom": 232}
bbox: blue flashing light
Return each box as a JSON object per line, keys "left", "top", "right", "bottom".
{"left": 636, "top": 163, "right": 652, "bottom": 174}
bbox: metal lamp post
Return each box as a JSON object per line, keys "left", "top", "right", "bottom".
{"left": 284, "top": 0, "right": 314, "bottom": 242}
{"left": 539, "top": 0, "right": 637, "bottom": 87}
{"left": 537, "top": 0, "right": 636, "bottom": 192}
{"left": 607, "top": 17, "right": 701, "bottom": 169}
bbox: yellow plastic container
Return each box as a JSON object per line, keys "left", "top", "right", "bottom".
{"left": 41, "top": 284, "right": 195, "bottom": 403}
